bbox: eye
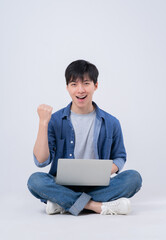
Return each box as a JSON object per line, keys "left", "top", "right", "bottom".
{"left": 71, "top": 83, "right": 76, "bottom": 86}
{"left": 84, "top": 82, "right": 90, "bottom": 85}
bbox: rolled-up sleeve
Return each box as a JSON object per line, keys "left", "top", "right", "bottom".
{"left": 110, "top": 120, "right": 127, "bottom": 172}
{"left": 33, "top": 154, "right": 51, "bottom": 167}
{"left": 113, "top": 158, "right": 125, "bottom": 172}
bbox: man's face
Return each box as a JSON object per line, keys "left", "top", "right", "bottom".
{"left": 66, "top": 75, "right": 98, "bottom": 112}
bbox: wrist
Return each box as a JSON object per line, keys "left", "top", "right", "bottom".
{"left": 39, "top": 120, "right": 49, "bottom": 127}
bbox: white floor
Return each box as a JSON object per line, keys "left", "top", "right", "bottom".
{"left": 1, "top": 192, "right": 166, "bottom": 240}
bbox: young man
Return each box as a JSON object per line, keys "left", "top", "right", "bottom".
{"left": 27, "top": 60, "right": 142, "bottom": 216}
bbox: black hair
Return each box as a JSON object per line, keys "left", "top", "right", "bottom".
{"left": 65, "top": 59, "right": 99, "bottom": 85}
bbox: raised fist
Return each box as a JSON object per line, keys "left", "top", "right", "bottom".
{"left": 37, "top": 104, "right": 53, "bottom": 124}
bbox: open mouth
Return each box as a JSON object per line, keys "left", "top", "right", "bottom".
{"left": 76, "top": 95, "right": 87, "bottom": 100}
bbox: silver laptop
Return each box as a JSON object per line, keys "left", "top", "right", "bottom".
{"left": 55, "top": 159, "right": 113, "bottom": 186}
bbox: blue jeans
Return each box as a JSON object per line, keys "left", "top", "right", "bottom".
{"left": 27, "top": 170, "right": 142, "bottom": 216}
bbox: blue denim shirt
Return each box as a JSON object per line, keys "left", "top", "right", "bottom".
{"left": 34, "top": 102, "right": 126, "bottom": 176}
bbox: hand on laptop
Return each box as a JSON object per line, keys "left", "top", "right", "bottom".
{"left": 111, "top": 164, "right": 119, "bottom": 175}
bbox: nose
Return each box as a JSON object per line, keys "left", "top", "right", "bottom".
{"left": 77, "top": 83, "right": 85, "bottom": 93}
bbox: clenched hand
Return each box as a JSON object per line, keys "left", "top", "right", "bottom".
{"left": 37, "top": 104, "right": 53, "bottom": 125}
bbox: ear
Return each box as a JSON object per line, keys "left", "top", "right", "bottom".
{"left": 94, "top": 82, "right": 98, "bottom": 91}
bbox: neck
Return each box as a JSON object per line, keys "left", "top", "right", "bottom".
{"left": 71, "top": 102, "right": 94, "bottom": 114}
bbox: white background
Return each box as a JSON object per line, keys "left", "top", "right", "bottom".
{"left": 1, "top": 0, "right": 166, "bottom": 204}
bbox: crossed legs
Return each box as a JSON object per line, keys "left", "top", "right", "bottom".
{"left": 27, "top": 170, "right": 142, "bottom": 216}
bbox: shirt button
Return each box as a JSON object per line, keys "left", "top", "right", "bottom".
{"left": 69, "top": 154, "right": 72, "bottom": 157}
{"left": 70, "top": 141, "right": 73, "bottom": 144}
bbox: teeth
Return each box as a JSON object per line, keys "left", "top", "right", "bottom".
{"left": 77, "top": 96, "right": 86, "bottom": 99}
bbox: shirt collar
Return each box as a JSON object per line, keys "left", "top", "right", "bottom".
{"left": 61, "top": 101, "right": 105, "bottom": 119}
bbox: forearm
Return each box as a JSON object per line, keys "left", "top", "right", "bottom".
{"left": 33, "top": 121, "right": 50, "bottom": 163}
